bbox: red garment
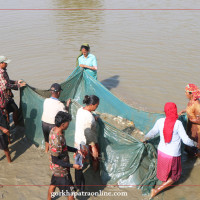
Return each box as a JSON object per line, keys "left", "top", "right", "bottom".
{"left": 163, "top": 102, "right": 178, "bottom": 143}
{"left": 0, "top": 91, "right": 6, "bottom": 109}
{"left": 185, "top": 84, "right": 200, "bottom": 101}
{"left": 157, "top": 150, "right": 173, "bottom": 181}
{"left": 0, "top": 68, "right": 19, "bottom": 109}
{"left": 170, "top": 155, "right": 182, "bottom": 182}
{"left": 157, "top": 150, "right": 182, "bottom": 182}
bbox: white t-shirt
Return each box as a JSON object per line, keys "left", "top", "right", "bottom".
{"left": 75, "top": 107, "right": 97, "bottom": 149}
{"left": 41, "top": 97, "right": 66, "bottom": 124}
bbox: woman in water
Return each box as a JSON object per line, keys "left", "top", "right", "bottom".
{"left": 75, "top": 95, "right": 99, "bottom": 169}
{"left": 144, "top": 102, "right": 198, "bottom": 198}
{"left": 77, "top": 44, "right": 98, "bottom": 80}
{"left": 74, "top": 95, "right": 100, "bottom": 191}
{"left": 178, "top": 84, "right": 200, "bottom": 156}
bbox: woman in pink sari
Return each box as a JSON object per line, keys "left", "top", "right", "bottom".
{"left": 144, "top": 102, "right": 198, "bottom": 198}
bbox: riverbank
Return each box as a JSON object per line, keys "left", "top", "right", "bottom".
{"left": 0, "top": 126, "right": 200, "bottom": 200}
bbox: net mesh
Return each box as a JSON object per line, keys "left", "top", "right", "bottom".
{"left": 20, "top": 67, "right": 187, "bottom": 195}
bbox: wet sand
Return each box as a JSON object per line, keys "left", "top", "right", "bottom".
{"left": 0, "top": 126, "right": 200, "bottom": 200}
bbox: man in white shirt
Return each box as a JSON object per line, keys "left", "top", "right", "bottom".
{"left": 41, "top": 83, "right": 71, "bottom": 153}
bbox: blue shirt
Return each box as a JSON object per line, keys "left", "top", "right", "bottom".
{"left": 50, "top": 97, "right": 59, "bottom": 101}
{"left": 145, "top": 118, "right": 195, "bottom": 157}
{"left": 78, "top": 53, "right": 97, "bottom": 79}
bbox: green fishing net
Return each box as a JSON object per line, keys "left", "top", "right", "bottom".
{"left": 20, "top": 67, "right": 187, "bottom": 195}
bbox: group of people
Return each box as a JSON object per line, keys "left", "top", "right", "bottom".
{"left": 43, "top": 82, "right": 200, "bottom": 199}
{"left": 1, "top": 49, "right": 200, "bottom": 199}
{"left": 0, "top": 44, "right": 98, "bottom": 200}
{"left": 144, "top": 83, "right": 200, "bottom": 198}
{"left": 44, "top": 43, "right": 99, "bottom": 200}
{"left": 41, "top": 82, "right": 100, "bottom": 200}
{"left": 0, "top": 43, "right": 97, "bottom": 159}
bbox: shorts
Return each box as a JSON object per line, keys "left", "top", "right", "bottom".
{"left": 42, "top": 121, "right": 55, "bottom": 143}
{"left": 0, "top": 134, "right": 8, "bottom": 150}
{"left": 6, "top": 99, "right": 18, "bottom": 114}
{"left": 50, "top": 174, "right": 75, "bottom": 195}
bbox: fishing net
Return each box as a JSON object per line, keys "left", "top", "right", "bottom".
{"left": 19, "top": 67, "right": 182, "bottom": 195}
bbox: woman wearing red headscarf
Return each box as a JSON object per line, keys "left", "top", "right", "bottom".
{"left": 144, "top": 102, "right": 197, "bottom": 198}
{"left": 179, "top": 84, "right": 200, "bottom": 155}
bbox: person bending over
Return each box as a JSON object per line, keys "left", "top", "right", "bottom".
{"left": 144, "top": 102, "right": 198, "bottom": 198}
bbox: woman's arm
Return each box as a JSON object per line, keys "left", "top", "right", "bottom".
{"left": 79, "top": 55, "right": 97, "bottom": 70}
{"left": 187, "top": 103, "right": 200, "bottom": 124}
{"left": 51, "top": 155, "right": 81, "bottom": 170}
{"left": 51, "top": 155, "right": 73, "bottom": 168}
{"left": 144, "top": 120, "right": 160, "bottom": 140}
{"left": 84, "top": 118, "right": 98, "bottom": 159}
{"left": 178, "top": 109, "right": 186, "bottom": 116}
{"left": 188, "top": 117, "right": 200, "bottom": 125}
{"left": 67, "top": 145, "right": 78, "bottom": 153}
{"left": 90, "top": 144, "right": 98, "bottom": 159}
{"left": 79, "top": 64, "right": 97, "bottom": 70}
{"left": 50, "top": 133, "right": 81, "bottom": 170}
{"left": 178, "top": 121, "right": 196, "bottom": 147}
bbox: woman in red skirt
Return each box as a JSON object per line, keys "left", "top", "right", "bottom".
{"left": 144, "top": 102, "right": 198, "bottom": 198}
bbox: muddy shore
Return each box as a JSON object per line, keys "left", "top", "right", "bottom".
{"left": 0, "top": 126, "right": 200, "bottom": 200}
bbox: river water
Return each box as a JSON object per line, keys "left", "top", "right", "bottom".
{"left": 1, "top": 0, "right": 200, "bottom": 113}
{"left": 1, "top": 1, "right": 200, "bottom": 199}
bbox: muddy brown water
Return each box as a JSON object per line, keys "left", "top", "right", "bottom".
{"left": 1, "top": 0, "right": 200, "bottom": 199}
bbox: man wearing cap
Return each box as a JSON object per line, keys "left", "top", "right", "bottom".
{"left": 0, "top": 56, "right": 26, "bottom": 125}
{"left": 41, "top": 83, "right": 71, "bottom": 153}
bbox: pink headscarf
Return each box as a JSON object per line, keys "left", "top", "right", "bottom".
{"left": 185, "top": 84, "right": 200, "bottom": 101}
{"left": 163, "top": 102, "right": 178, "bottom": 143}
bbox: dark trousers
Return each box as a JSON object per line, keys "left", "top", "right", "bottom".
{"left": 75, "top": 169, "right": 85, "bottom": 192}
